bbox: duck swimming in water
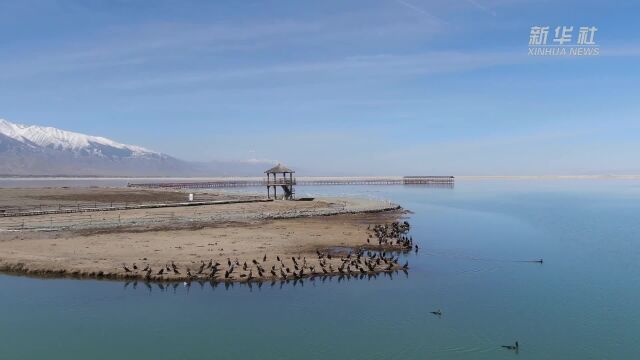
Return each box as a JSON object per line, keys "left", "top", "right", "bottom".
{"left": 502, "top": 341, "right": 519, "bottom": 351}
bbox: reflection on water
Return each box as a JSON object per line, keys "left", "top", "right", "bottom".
{"left": 1, "top": 179, "right": 640, "bottom": 359}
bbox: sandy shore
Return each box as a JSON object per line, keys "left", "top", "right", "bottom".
{"left": 0, "top": 188, "right": 410, "bottom": 282}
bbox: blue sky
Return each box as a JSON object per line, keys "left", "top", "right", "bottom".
{"left": 1, "top": 0, "right": 639, "bottom": 175}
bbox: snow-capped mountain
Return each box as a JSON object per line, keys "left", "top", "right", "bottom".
{"left": 0, "top": 118, "right": 275, "bottom": 176}
{"left": 0, "top": 118, "right": 160, "bottom": 158}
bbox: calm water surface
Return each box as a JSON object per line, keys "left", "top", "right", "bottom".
{"left": 1, "top": 179, "right": 639, "bottom": 359}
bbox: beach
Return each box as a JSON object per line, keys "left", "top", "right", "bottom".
{"left": 0, "top": 187, "right": 410, "bottom": 281}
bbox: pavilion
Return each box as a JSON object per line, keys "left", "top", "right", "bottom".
{"left": 265, "top": 164, "right": 295, "bottom": 200}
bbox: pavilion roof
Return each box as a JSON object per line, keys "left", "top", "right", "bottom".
{"left": 264, "top": 163, "right": 294, "bottom": 173}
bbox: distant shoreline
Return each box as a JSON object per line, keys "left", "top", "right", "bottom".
{"left": 455, "top": 175, "right": 640, "bottom": 180}
{"left": 1, "top": 174, "right": 639, "bottom": 181}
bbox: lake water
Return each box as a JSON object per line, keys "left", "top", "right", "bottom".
{"left": 1, "top": 179, "right": 639, "bottom": 359}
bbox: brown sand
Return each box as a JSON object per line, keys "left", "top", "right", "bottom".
{"left": 0, "top": 187, "right": 253, "bottom": 212}
{"left": 0, "top": 188, "right": 409, "bottom": 282}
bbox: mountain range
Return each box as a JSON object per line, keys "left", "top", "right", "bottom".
{"left": 0, "top": 118, "right": 274, "bottom": 176}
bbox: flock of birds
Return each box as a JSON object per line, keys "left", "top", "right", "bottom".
{"left": 367, "top": 221, "right": 415, "bottom": 250}
{"left": 119, "top": 220, "right": 415, "bottom": 283}
{"left": 122, "top": 250, "right": 409, "bottom": 281}
{"left": 121, "top": 249, "right": 409, "bottom": 282}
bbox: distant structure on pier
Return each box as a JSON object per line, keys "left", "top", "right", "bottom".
{"left": 265, "top": 163, "right": 296, "bottom": 200}
{"left": 402, "top": 176, "right": 454, "bottom": 184}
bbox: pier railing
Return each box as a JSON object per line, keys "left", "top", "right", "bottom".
{"left": 265, "top": 179, "right": 297, "bottom": 186}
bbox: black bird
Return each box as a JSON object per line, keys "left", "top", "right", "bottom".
{"left": 276, "top": 255, "right": 281, "bottom": 262}
{"left": 157, "top": 268, "right": 164, "bottom": 275}
{"left": 227, "top": 258, "right": 231, "bottom": 267}
{"left": 132, "top": 263, "right": 138, "bottom": 270}
{"left": 403, "top": 261, "right": 409, "bottom": 269}
{"left": 263, "top": 254, "right": 267, "bottom": 262}
{"left": 502, "top": 341, "right": 519, "bottom": 351}
{"left": 430, "top": 309, "right": 442, "bottom": 316}
{"left": 122, "top": 264, "right": 131, "bottom": 273}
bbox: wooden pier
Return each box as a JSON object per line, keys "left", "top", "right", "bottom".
{"left": 128, "top": 176, "right": 454, "bottom": 190}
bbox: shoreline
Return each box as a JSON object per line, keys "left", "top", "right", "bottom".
{"left": 0, "top": 187, "right": 411, "bottom": 283}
